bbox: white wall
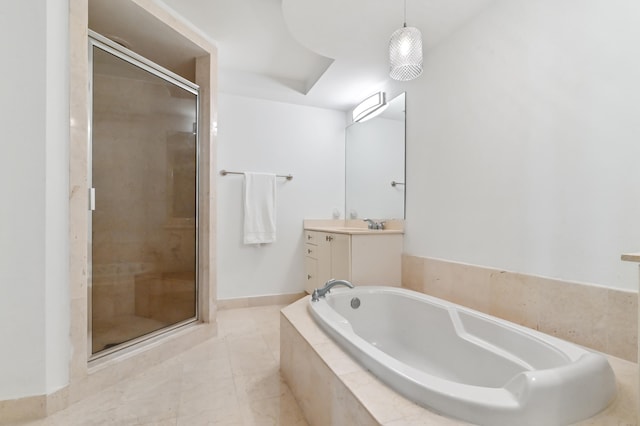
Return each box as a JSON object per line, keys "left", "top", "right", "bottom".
{"left": 0, "top": 0, "right": 69, "bottom": 399}
{"left": 399, "top": 0, "right": 640, "bottom": 290}
{"left": 217, "top": 94, "right": 345, "bottom": 299}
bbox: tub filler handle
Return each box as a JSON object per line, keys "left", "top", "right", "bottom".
{"left": 311, "top": 279, "right": 354, "bottom": 302}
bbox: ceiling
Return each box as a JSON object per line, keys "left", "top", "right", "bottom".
{"left": 151, "top": 0, "right": 496, "bottom": 111}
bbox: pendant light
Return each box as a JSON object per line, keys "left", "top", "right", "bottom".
{"left": 389, "top": 0, "right": 423, "bottom": 81}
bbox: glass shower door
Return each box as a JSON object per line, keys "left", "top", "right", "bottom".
{"left": 89, "top": 36, "right": 199, "bottom": 357}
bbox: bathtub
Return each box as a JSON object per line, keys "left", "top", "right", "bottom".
{"left": 308, "top": 286, "right": 616, "bottom": 426}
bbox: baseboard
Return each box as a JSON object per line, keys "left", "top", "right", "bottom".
{"left": 217, "top": 292, "right": 306, "bottom": 310}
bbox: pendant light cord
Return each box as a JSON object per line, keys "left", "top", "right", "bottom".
{"left": 403, "top": 0, "right": 407, "bottom": 27}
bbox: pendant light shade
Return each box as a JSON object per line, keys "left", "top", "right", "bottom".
{"left": 389, "top": 0, "right": 423, "bottom": 81}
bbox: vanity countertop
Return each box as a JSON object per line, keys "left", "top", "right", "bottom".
{"left": 621, "top": 253, "right": 640, "bottom": 263}
{"left": 303, "top": 219, "right": 404, "bottom": 235}
{"left": 304, "top": 226, "right": 404, "bottom": 235}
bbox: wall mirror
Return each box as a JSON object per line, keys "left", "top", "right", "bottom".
{"left": 345, "top": 92, "right": 406, "bottom": 220}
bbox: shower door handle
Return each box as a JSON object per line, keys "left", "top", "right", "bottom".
{"left": 89, "top": 187, "right": 96, "bottom": 211}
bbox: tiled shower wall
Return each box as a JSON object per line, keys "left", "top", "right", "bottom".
{"left": 402, "top": 254, "right": 638, "bottom": 362}
{"left": 91, "top": 72, "right": 197, "bottom": 321}
{"left": 92, "top": 72, "right": 196, "bottom": 275}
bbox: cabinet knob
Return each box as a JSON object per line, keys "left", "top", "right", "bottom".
{"left": 307, "top": 234, "right": 312, "bottom": 240}
{"left": 307, "top": 249, "right": 312, "bottom": 254}
{"left": 307, "top": 274, "right": 312, "bottom": 280}
{"left": 326, "top": 235, "right": 333, "bottom": 242}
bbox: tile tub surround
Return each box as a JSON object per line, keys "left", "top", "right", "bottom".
{"left": 402, "top": 254, "right": 638, "bottom": 362}
{"left": 281, "top": 296, "right": 638, "bottom": 426}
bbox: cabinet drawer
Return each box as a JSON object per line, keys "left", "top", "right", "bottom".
{"left": 305, "top": 230, "right": 320, "bottom": 244}
{"left": 304, "top": 243, "right": 318, "bottom": 258}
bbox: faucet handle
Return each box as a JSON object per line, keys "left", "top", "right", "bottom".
{"left": 378, "top": 221, "right": 385, "bottom": 230}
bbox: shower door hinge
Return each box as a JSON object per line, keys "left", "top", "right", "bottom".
{"left": 89, "top": 187, "right": 96, "bottom": 211}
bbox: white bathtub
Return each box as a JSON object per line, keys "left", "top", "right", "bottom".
{"left": 308, "top": 286, "right": 616, "bottom": 426}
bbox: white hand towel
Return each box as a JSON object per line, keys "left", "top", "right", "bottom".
{"left": 243, "top": 172, "right": 277, "bottom": 245}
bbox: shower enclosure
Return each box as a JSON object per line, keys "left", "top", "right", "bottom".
{"left": 89, "top": 33, "right": 199, "bottom": 358}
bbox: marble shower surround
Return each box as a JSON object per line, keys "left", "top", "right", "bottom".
{"left": 402, "top": 254, "right": 638, "bottom": 362}
{"left": 71, "top": 0, "right": 218, "bottom": 406}
{"left": 0, "top": 0, "right": 217, "bottom": 422}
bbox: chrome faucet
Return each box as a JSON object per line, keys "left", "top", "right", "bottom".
{"left": 311, "top": 279, "right": 354, "bottom": 302}
{"left": 363, "top": 218, "right": 385, "bottom": 230}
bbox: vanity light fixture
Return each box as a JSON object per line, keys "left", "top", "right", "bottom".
{"left": 389, "top": 0, "right": 423, "bottom": 81}
{"left": 352, "top": 92, "right": 388, "bottom": 123}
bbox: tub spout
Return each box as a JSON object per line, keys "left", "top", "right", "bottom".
{"left": 311, "top": 279, "right": 354, "bottom": 302}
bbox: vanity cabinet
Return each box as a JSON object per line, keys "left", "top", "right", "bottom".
{"left": 304, "top": 231, "right": 350, "bottom": 293}
{"left": 304, "top": 229, "right": 402, "bottom": 294}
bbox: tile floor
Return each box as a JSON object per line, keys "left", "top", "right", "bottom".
{"left": 12, "top": 305, "right": 308, "bottom": 426}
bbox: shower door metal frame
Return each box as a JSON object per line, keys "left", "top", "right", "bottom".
{"left": 87, "top": 30, "right": 200, "bottom": 361}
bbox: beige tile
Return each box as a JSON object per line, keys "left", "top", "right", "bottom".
{"left": 281, "top": 298, "right": 331, "bottom": 346}
{"left": 281, "top": 314, "right": 334, "bottom": 426}
{"left": 279, "top": 316, "right": 296, "bottom": 383}
{"left": 449, "top": 263, "right": 491, "bottom": 313}
{"left": 401, "top": 254, "right": 424, "bottom": 292}
{"left": 227, "top": 335, "right": 279, "bottom": 376}
{"left": 606, "top": 289, "right": 638, "bottom": 362}
{"left": 384, "top": 413, "right": 470, "bottom": 426}
{"left": 216, "top": 308, "right": 262, "bottom": 339}
{"left": 250, "top": 305, "right": 284, "bottom": 334}
{"left": 331, "top": 376, "right": 378, "bottom": 425}
{"left": 262, "top": 330, "right": 281, "bottom": 361}
{"left": 240, "top": 387, "right": 308, "bottom": 426}
{"left": 489, "top": 270, "right": 539, "bottom": 329}
{"left": 423, "top": 257, "right": 455, "bottom": 302}
{"left": 68, "top": 298, "right": 88, "bottom": 383}
{"left": 217, "top": 298, "right": 250, "bottom": 310}
{"left": 177, "top": 376, "right": 242, "bottom": 425}
{"left": 538, "top": 279, "right": 608, "bottom": 352}
{"left": 218, "top": 293, "right": 304, "bottom": 311}
{"left": 233, "top": 367, "right": 286, "bottom": 403}
{"left": 294, "top": 345, "right": 333, "bottom": 426}
{"left": 314, "top": 341, "right": 361, "bottom": 377}
{"left": 0, "top": 395, "right": 46, "bottom": 423}
{"left": 340, "top": 370, "right": 424, "bottom": 424}
{"left": 405, "top": 255, "right": 638, "bottom": 362}
{"left": 42, "top": 389, "right": 68, "bottom": 419}
{"left": 45, "top": 383, "right": 125, "bottom": 426}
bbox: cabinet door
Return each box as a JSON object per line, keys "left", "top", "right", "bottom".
{"left": 315, "top": 233, "right": 332, "bottom": 286}
{"left": 304, "top": 255, "right": 318, "bottom": 294}
{"left": 329, "top": 233, "right": 351, "bottom": 281}
{"left": 350, "top": 234, "right": 402, "bottom": 286}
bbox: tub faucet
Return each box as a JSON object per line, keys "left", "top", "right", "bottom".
{"left": 311, "top": 279, "right": 354, "bottom": 302}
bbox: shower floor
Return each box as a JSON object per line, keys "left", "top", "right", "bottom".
{"left": 92, "top": 314, "right": 169, "bottom": 354}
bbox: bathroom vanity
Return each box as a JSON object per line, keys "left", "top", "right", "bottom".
{"left": 303, "top": 220, "right": 403, "bottom": 294}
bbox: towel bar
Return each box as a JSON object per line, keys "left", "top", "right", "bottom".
{"left": 220, "top": 169, "right": 293, "bottom": 181}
